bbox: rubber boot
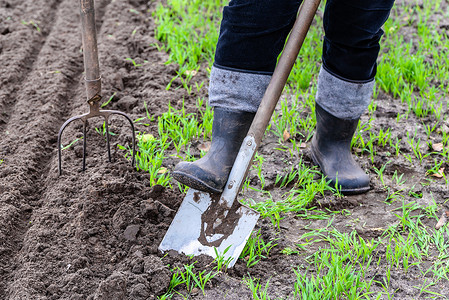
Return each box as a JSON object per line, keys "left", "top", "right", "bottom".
{"left": 310, "top": 102, "right": 369, "bottom": 194}
{"left": 173, "top": 107, "right": 255, "bottom": 193}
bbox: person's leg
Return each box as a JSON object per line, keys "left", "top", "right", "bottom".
{"left": 312, "top": 0, "right": 395, "bottom": 194}
{"left": 210, "top": 0, "right": 302, "bottom": 113}
{"left": 173, "top": 0, "right": 301, "bottom": 193}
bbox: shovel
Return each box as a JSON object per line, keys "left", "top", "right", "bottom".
{"left": 159, "top": 0, "right": 321, "bottom": 267}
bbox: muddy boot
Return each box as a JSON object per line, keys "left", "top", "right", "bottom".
{"left": 173, "top": 107, "right": 255, "bottom": 193}
{"left": 311, "top": 102, "right": 369, "bottom": 194}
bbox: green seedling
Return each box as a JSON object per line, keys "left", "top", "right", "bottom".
{"left": 134, "top": 101, "right": 156, "bottom": 126}
{"left": 405, "top": 131, "right": 429, "bottom": 163}
{"left": 376, "top": 127, "right": 392, "bottom": 148}
{"left": 384, "top": 187, "right": 405, "bottom": 203}
{"left": 421, "top": 193, "right": 438, "bottom": 218}
{"left": 372, "top": 160, "right": 391, "bottom": 188}
{"left": 389, "top": 136, "right": 402, "bottom": 157}
{"left": 413, "top": 279, "right": 443, "bottom": 298}
{"left": 426, "top": 158, "right": 445, "bottom": 178}
{"left": 95, "top": 121, "right": 116, "bottom": 137}
{"left": 240, "top": 230, "right": 277, "bottom": 267}
{"left": 392, "top": 200, "right": 420, "bottom": 231}
{"left": 391, "top": 170, "right": 406, "bottom": 186}
{"left": 281, "top": 247, "right": 300, "bottom": 255}
{"left": 244, "top": 276, "right": 272, "bottom": 300}
{"left": 160, "top": 262, "right": 218, "bottom": 298}
{"left": 21, "top": 20, "right": 41, "bottom": 32}
{"left": 101, "top": 92, "right": 116, "bottom": 108}
{"left": 213, "top": 246, "right": 233, "bottom": 272}
{"left": 61, "top": 137, "right": 82, "bottom": 151}
{"left": 125, "top": 57, "right": 142, "bottom": 67}
{"left": 158, "top": 268, "right": 185, "bottom": 299}
{"left": 182, "top": 263, "right": 217, "bottom": 295}
{"left": 332, "top": 175, "right": 344, "bottom": 198}
{"left": 274, "top": 166, "right": 299, "bottom": 188}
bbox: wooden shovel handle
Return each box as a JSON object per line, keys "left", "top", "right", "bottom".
{"left": 247, "top": 0, "right": 321, "bottom": 144}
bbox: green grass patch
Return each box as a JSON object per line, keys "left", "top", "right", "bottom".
{"left": 140, "top": 0, "right": 449, "bottom": 298}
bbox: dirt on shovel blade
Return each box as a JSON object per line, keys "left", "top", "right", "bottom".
{"left": 1, "top": 0, "right": 449, "bottom": 299}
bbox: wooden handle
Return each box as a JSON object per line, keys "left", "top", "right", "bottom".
{"left": 247, "top": 0, "right": 321, "bottom": 144}
{"left": 80, "top": 0, "right": 101, "bottom": 100}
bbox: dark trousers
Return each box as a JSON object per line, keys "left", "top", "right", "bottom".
{"left": 214, "top": 0, "right": 395, "bottom": 82}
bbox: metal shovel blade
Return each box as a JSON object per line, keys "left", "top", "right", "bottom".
{"left": 159, "top": 189, "right": 259, "bottom": 267}
{"left": 160, "top": 136, "right": 259, "bottom": 267}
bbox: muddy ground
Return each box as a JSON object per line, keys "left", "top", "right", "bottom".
{"left": 0, "top": 0, "right": 448, "bottom": 299}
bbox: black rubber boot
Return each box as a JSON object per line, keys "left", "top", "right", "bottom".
{"left": 310, "top": 103, "right": 370, "bottom": 194}
{"left": 173, "top": 107, "right": 255, "bottom": 193}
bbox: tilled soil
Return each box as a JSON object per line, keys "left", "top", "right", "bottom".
{"left": 1, "top": 0, "right": 449, "bottom": 299}
{"left": 0, "top": 0, "right": 189, "bottom": 298}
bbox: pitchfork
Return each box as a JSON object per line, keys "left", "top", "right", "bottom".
{"left": 57, "top": 0, "right": 136, "bottom": 175}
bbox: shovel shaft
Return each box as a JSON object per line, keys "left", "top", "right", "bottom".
{"left": 247, "top": 0, "right": 321, "bottom": 144}
{"left": 80, "top": 0, "right": 101, "bottom": 100}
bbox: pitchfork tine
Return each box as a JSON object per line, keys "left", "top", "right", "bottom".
{"left": 58, "top": 114, "right": 86, "bottom": 175}
{"left": 58, "top": 109, "right": 137, "bottom": 175}
{"left": 110, "top": 110, "right": 137, "bottom": 167}
{"left": 105, "top": 116, "right": 112, "bottom": 163}
{"left": 82, "top": 120, "right": 87, "bottom": 171}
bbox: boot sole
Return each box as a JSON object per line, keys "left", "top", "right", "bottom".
{"left": 310, "top": 144, "right": 370, "bottom": 195}
{"left": 172, "top": 170, "right": 223, "bottom": 194}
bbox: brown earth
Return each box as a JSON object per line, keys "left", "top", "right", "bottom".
{"left": 0, "top": 0, "right": 448, "bottom": 299}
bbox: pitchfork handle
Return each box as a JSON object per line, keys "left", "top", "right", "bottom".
{"left": 247, "top": 0, "right": 321, "bottom": 144}
{"left": 80, "top": 0, "right": 101, "bottom": 100}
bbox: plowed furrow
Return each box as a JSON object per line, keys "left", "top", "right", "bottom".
{"left": 0, "top": 0, "right": 61, "bottom": 134}
{"left": 3, "top": 0, "right": 167, "bottom": 297}
{"left": 0, "top": 0, "right": 110, "bottom": 297}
